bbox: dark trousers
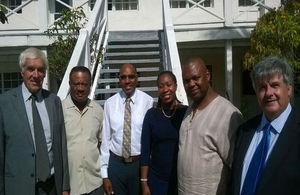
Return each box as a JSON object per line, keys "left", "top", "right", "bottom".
{"left": 108, "top": 155, "right": 140, "bottom": 195}
{"left": 82, "top": 186, "right": 104, "bottom": 195}
{"left": 35, "top": 175, "right": 57, "bottom": 195}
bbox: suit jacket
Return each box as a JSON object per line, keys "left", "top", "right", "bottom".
{"left": 0, "top": 85, "right": 70, "bottom": 195}
{"left": 228, "top": 108, "right": 300, "bottom": 195}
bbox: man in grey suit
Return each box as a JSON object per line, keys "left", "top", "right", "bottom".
{"left": 0, "top": 47, "right": 70, "bottom": 195}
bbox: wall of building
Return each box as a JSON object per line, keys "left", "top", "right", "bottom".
{"left": 0, "top": 1, "right": 40, "bottom": 31}
{"left": 107, "top": 0, "right": 281, "bottom": 31}
{"left": 108, "top": 0, "right": 163, "bottom": 31}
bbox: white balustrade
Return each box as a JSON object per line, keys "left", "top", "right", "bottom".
{"left": 57, "top": 0, "right": 108, "bottom": 100}
{"left": 162, "top": 0, "right": 188, "bottom": 105}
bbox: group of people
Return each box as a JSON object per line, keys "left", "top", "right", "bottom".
{"left": 0, "top": 47, "right": 299, "bottom": 195}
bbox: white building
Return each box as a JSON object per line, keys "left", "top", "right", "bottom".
{"left": 0, "top": 0, "right": 288, "bottom": 118}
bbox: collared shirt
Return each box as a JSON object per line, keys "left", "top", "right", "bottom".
{"left": 100, "top": 89, "right": 153, "bottom": 178}
{"left": 62, "top": 95, "right": 103, "bottom": 195}
{"left": 22, "top": 83, "right": 54, "bottom": 175}
{"left": 240, "top": 103, "right": 292, "bottom": 193}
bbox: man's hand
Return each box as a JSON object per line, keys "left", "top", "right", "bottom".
{"left": 103, "top": 178, "right": 114, "bottom": 195}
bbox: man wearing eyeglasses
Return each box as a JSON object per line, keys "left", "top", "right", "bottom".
{"left": 100, "top": 64, "right": 153, "bottom": 195}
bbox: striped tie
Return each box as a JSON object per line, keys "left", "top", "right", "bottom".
{"left": 122, "top": 98, "right": 131, "bottom": 159}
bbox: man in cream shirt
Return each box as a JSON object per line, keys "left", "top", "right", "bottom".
{"left": 63, "top": 66, "right": 104, "bottom": 195}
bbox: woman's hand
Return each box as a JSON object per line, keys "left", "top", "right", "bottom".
{"left": 141, "top": 181, "right": 151, "bottom": 195}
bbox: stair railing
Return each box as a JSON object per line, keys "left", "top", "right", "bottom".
{"left": 162, "top": 0, "right": 188, "bottom": 105}
{"left": 57, "top": 0, "right": 108, "bottom": 100}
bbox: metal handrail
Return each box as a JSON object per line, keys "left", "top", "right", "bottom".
{"left": 162, "top": 0, "right": 188, "bottom": 105}
{"left": 57, "top": 0, "right": 108, "bottom": 100}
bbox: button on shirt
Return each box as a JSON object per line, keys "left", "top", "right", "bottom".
{"left": 100, "top": 89, "right": 153, "bottom": 178}
{"left": 240, "top": 103, "right": 292, "bottom": 193}
{"left": 22, "top": 83, "right": 54, "bottom": 175}
{"left": 62, "top": 95, "right": 103, "bottom": 195}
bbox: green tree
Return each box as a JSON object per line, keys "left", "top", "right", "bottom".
{"left": 244, "top": 1, "right": 300, "bottom": 92}
{"left": 0, "top": 5, "right": 8, "bottom": 24}
{"left": 46, "top": 7, "right": 87, "bottom": 83}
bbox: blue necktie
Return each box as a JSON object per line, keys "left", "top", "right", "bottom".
{"left": 241, "top": 123, "right": 272, "bottom": 195}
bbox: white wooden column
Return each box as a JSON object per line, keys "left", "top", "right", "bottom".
{"left": 224, "top": 0, "right": 233, "bottom": 27}
{"left": 259, "top": 0, "right": 266, "bottom": 17}
{"left": 225, "top": 40, "right": 233, "bottom": 101}
{"left": 41, "top": 48, "right": 49, "bottom": 90}
{"left": 39, "top": 1, "right": 48, "bottom": 32}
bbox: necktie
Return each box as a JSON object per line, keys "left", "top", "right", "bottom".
{"left": 241, "top": 123, "right": 272, "bottom": 195}
{"left": 122, "top": 98, "right": 131, "bottom": 159}
{"left": 31, "top": 95, "right": 50, "bottom": 182}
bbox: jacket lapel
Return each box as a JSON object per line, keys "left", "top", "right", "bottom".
{"left": 234, "top": 115, "right": 261, "bottom": 194}
{"left": 259, "top": 109, "right": 299, "bottom": 188}
{"left": 13, "top": 86, "right": 35, "bottom": 149}
{"left": 43, "top": 90, "right": 54, "bottom": 138}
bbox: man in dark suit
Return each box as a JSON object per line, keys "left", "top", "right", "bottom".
{"left": 228, "top": 56, "right": 300, "bottom": 195}
{"left": 0, "top": 47, "right": 70, "bottom": 195}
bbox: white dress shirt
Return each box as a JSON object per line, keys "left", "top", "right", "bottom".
{"left": 100, "top": 89, "right": 153, "bottom": 178}
{"left": 240, "top": 103, "right": 292, "bottom": 193}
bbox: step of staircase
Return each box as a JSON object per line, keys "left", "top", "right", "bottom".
{"left": 105, "top": 51, "right": 160, "bottom": 59}
{"left": 99, "top": 76, "right": 157, "bottom": 84}
{"left": 100, "top": 67, "right": 160, "bottom": 74}
{"left": 95, "top": 87, "right": 158, "bottom": 94}
{"left": 95, "top": 97, "right": 159, "bottom": 106}
{"left": 103, "top": 59, "right": 161, "bottom": 65}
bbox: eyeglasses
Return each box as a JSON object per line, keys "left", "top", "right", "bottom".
{"left": 119, "top": 75, "right": 137, "bottom": 80}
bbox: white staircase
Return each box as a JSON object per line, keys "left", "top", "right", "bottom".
{"left": 94, "top": 31, "right": 162, "bottom": 105}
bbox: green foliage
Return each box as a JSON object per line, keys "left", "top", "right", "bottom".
{"left": 0, "top": 5, "right": 8, "bottom": 24}
{"left": 244, "top": 1, "right": 300, "bottom": 92}
{"left": 46, "top": 7, "right": 87, "bottom": 82}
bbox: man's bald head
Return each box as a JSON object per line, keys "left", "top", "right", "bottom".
{"left": 182, "top": 57, "right": 213, "bottom": 108}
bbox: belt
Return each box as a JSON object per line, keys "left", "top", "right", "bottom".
{"left": 110, "top": 151, "right": 140, "bottom": 163}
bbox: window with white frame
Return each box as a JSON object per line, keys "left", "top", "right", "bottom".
{"left": 55, "top": 0, "right": 72, "bottom": 19}
{"left": 0, "top": 72, "right": 23, "bottom": 94}
{"left": 0, "top": 0, "right": 22, "bottom": 13}
{"left": 108, "top": 0, "right": 138, "bottom": 11}
{"left": 170, "top": 0, "right": 213, "bottom": 8}
{"left": 169, "top": 0, "right": 187, "bottom": 8}
{"left": 239, "top": 0, "right": 255, "bottom": 6}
